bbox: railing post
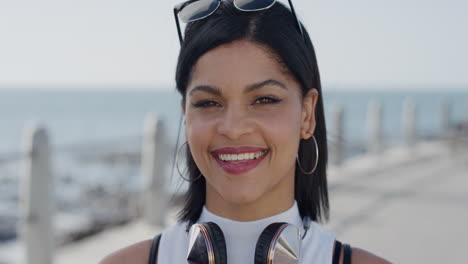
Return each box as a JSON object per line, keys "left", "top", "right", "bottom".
{"left": 331, "top": 104, "right": 345, "bottom": 165}
{"left": 439, "top": 101, "right": 458, "bottom": 155}
{"left": 464, "top": 102, "right": 468, "bottom": 125}
{"left": 402, "top": 98, "right": 417, "bottom": 148}
{"left": 20, "top": 123, "right": 54, "bottom": 264}
{"left": 440, "top": 101, "right": 451, "bottom": 138}
{"left": 141, "top": 113, "right": 168, "bottom": 226}
{"left": 367, "top": 99, "right": 383, "bottom": 154}
{"left": 465, "top": 102, "right": 468, "bottom": 148}
{"left": 465, "top": 102, "right": 468, "bottom": 136}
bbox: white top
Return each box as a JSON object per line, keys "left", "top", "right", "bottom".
{"left": 158, "top": 201, "right": 336, "bottom": 263}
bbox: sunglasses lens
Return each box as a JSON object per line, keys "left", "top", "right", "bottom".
{"left": 234, "top": 0, "right": 276, "bottom": 11}
{"left": 179, "top": 0, "right": 221, "bottom": 23}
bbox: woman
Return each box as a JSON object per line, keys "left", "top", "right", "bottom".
{"left": 101, "top": 0, "right": 391, "bottom": 263}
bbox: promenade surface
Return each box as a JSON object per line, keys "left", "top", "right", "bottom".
{"left": 2, "top": 140, "right": 466, "bottom": 264}
{"left": 325, "top": 140, "right": 468, "bottom": 263}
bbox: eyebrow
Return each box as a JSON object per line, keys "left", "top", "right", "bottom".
{"left": 246, "top": 79, "right": 287, "bottom": 92}
{"left": 188, "top": 79, "right": 287, "bottom": 97}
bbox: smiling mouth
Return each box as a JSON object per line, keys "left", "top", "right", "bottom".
{"left": 210, "top": 147, "right": 269, "bottom": 175}
{"left": 216, "top": 150, "right": 268, "bottom": 162}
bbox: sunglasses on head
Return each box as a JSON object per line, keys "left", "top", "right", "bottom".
{"left": 173, "top": 0, "right": 304, "bottom": 44}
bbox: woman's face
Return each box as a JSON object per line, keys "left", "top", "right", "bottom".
{"left": 184, "top": 40, "right": 318, "bottom": 216}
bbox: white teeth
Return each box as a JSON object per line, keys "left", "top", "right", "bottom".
{"left": 218, "top": 150, "right": 267, "bottom": 162}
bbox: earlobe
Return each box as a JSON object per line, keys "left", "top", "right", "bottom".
{"left": 301, "top": 130, "right": 311, "bottom": 140}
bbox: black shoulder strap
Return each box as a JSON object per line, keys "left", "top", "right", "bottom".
{"left": 332, "top": 240, "right": 342, "bottom": 264}
{"left": 333, "top": 240, "right": 352, "bottom": 264}
{"left": 343, "top": 243, "right": 352, "bottom": 264}
{"left": 148, "top": 234, "right": 162, "bottom": 264}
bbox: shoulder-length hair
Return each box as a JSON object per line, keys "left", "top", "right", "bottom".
{"left": 175, "top": 1, "right": 329, "bottom": 224}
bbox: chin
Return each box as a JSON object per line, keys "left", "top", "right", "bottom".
{"left": 219, "top": 185, "right": 265, "bottom": 206}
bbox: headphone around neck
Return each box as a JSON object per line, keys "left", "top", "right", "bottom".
{"left": 186, "top": 218, "right": 310, "bottom": 264}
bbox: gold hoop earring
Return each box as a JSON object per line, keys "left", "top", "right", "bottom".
{"left": 175, "top": 141, "right": 203, "bottom": 182}
{"left": 296, "top": 135, "right": 319, "bottom": 175}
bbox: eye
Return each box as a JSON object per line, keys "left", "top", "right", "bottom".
{"left": 192, "top": 100, "right": 221, "bottom": 108}
{"left": 253, "top": 96, "right": 282, "bottom": 105}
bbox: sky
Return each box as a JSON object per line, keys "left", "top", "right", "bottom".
{"left": 0, "top": 0, "right": 467, "bottom": 90}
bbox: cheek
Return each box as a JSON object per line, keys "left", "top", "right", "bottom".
{"left": 185, "top": 115, "right": 216, "bottom": 154}
{"left": 185, "top": 120, "right": 212, "bottom": 177}
{"left": 258, "top": 104, "right": 303, "bottom": 140}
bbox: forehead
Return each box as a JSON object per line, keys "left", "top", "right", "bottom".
{"left": 188, "top": 40, "right": 297, "bottom": 93}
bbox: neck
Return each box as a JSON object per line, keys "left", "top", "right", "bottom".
{"left": 205, "top": 183, "right": 294, "bottom": 222}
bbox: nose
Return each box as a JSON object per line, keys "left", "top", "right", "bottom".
{"left": 216, "top": 105, "right": 255, "bottom": 140}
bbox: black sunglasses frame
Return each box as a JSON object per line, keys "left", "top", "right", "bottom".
{"left": 173, "top": 0, "right": 304, "bottom": 44}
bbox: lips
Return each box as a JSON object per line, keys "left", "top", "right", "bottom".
{"left": 211, "top": 146, "right": 269, "bottom": 175}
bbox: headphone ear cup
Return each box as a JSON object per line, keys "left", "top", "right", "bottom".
{"left": 205, "top": 222, "right": 227, "bottom": 264}
{"left": 254, "top": 223, "right": 286, "bottom": 264}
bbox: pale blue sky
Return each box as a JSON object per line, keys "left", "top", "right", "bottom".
{"left": 0, "top": 0, "right": 467, "bottom": 90}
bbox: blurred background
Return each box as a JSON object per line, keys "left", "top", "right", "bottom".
{"left": 0, "top": 0, "right": 467, "bottom": 263}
